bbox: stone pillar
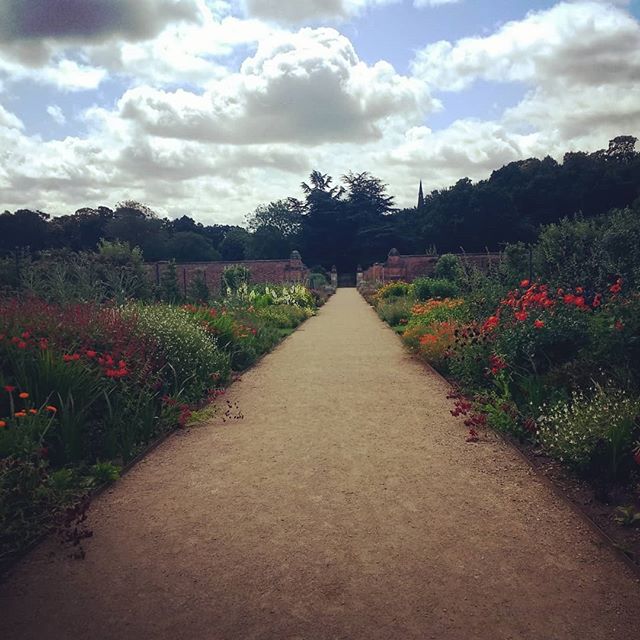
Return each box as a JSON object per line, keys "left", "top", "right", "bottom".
{"left": 356, "top": 265, "right": 363, "bottom": 287}
{"left": 331, "top": 265, "right": 338, "bottom": 289}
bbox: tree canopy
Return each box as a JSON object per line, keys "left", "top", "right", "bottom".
{"left": 2, "top": 136, "right": 639, "bottom": 271}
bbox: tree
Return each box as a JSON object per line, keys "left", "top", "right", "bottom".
{"left": 168, "top": 232, "right": 221, "bottom": 262}
{"left": 160, "top": 260, "right": 180, "bottom": 303}
{"left": 246, "top": 199, "right": 302, "bottom": 259}
{"left": 220, "top": 227, "right": 250, "bottom": 260}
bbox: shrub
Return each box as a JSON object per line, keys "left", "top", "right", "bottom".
{"left": 255, "top": 305, "right": 310, "bottom": 329}
{"left": 434, "top": 254, "right": 464, "bottom": 282}
{"left": 412, "top": 321, "right": 457, "bottom": 370}
{"left": 375, "top": 281, "right": 412, "bottom": 301}
{"left": 377, "top": 298, "right": 412, "bottom": 326}
{"left": 308, "top": 272, "right": 328, "bottom": 289}
{"left": 188, "top": 269, "right": 210, "bottom": 303}
{"left": 537, "top": 386, "right": 640, "bottom": 483}
{"left": 408, "top": 298, "right": 468, "bottom": 327}
{"left": 130, "top": 304, "right": 230, "bottom": 400}
{"left": 413, "top": 277, "right": 459, "bottom": 301}
{"left": 222, "top": 265, "right": 251, "bottom": 294}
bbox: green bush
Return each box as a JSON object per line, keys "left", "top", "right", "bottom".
{"left": 413, "top": 277, "right": 459, "bottom": 301}
{"left": 130, "top": 304, "right": 230, "bottom": 399}
{"left": 256, "top": 305, "right": 310, "bottom": 329}
{"left": 222, "top": 265, "right": 251, "bottom": 293}
{"left": 308, "top": 272, "right": 328, "bottom": 289}
{"left": 537, "top": 386, "right": 640, "bottom": 482}
{"left": 378, "top": 281, "right": 412, "bottom": 299}
{"left": 377, "top": 298, "right": 412, "bottom": 326}
{"left": 434, "top": 254, "right": 464, "bottom": 282}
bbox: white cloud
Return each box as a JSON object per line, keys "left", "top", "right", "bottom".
{"left": 118, "top": 28, "right": 434, "bottom": 144}
{"left": 46, "top": 105, "right": 66, "bottom": 125}
{"left": 242, "top": 0, "right": 398, "bottom": 24}
{"left": 412, "top": 1, "right": 640, "bottom": 91}
{"left": 0, "top": 105, "right": 23, "bottom": 130}
{"left": 414, "top": 0, "right": 462, "bottom": 7}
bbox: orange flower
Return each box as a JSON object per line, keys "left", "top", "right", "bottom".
{"left": 29, "top": 409, "right": 38, "bottom": 415}
{"left": 14, "top": 411, "right": 27, "bottom": 417}
{"left": 0, "top": 420, "right": 6, "bottom": 428}
{"left": 18, "top": 392, "right": 29, "bottom": 399}
{"left": 46, "top": 405, "right": 57, "bottom": 413}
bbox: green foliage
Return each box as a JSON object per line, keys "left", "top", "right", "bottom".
{"left": 130, "top": 304, "right": 230, "bottom": 400}
{"left": 413, "top": 277, "right": 460, "bottom": 301}
{"left": 189, "top": 269, "right": 210, "bottom": 303}
{"left": 222, "top": 264, "right": 251, "bottom": 294}
{"left": 434, "top": 254, "right": 464, "bottom": 282}
{"left": 378, "top": 281, "right": 412, "bottom": 299}
{"left": 377, "top": 298, "right": 412, "bottom": 326}
{"left": 255, "top": 305, "right": 310, "bottom": 329}
{"left": 308, "top": 272, "right": 328, "bottom": 289}
{"left": 532, "top": 205, "right": 640, "bottom": 290}
{"left": 160, "top": 260, "right": 181, "bottom": 303}
{"left": 89, "top": 461, "right": 121, "bottom": 485}
{"left": 537, "top": 386, "right": 640, "bottom": 482}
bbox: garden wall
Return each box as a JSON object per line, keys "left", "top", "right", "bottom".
{"left": 147, "top": 252, "right": 309, "bottom": 296}
{"left": 360, "top": 249, "right": 501, "bottom": 284}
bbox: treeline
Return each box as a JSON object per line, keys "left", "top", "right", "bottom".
{"left": 1, "top": 136, "right": 639, "bottom": 271}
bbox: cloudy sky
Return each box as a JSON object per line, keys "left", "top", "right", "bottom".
{"left": 1, "top": 0, "right": 639, "bottom": 224}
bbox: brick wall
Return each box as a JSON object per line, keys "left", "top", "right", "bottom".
{"left": 147, "top": 253, "right": 309, "bottom": 296}
{"left": 360, "top": 249, "right": 501, "bottom": 284}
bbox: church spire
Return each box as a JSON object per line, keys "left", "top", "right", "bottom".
{"left": 417, "top": 180, "right": 425, "bottom": 210}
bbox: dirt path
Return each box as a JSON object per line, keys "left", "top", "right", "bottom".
{"left": 1, "top": 289, "right": 639, "bottom": 639}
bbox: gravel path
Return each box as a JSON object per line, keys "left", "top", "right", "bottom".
{"left": 1, "top": 289, "right": 639, "bottom": 640}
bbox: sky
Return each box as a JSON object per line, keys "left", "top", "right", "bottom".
{"left": 1, "top": 0, "right": 639, "bottom": 225}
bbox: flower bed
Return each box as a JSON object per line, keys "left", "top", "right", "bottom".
{"left": 366, "top": 272, "right": 640, "bottom": 559}
{"left": 0, "top": 284, "right": 319, "bottom": 562}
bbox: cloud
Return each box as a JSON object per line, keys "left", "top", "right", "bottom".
{"left": 118, "top": 28, "right": 434, "bottom": 145}
{"left": 0, "top": 104, "right": 23, "bottom": 130}
{"left": 241, "top": 0, "right": 397, "bottom": 24}
{"left": 414, "top": 0, "right": 461, "bottom": 7}
{"left": 46, "top": 105, "right": 66, "bottom": 125}
{"left": 0, "top": 0, "right": 202, "bottom": 45}
{"left": 412, "top": 1, "right": 640, "bottom": 91}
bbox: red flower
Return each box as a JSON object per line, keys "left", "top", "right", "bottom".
{"left": 483, "top": 315, "right": 500, "bottom": 332}
{"left": 592, "top": 293, "right": 602, "bottom": 309}
{"left": 466, "top": 428, "right": 479, "bottom": 443}
{"left": 514, "top": 310, "right": 528, "bottom": 321}
{"left": 489, "top": 354, "right": 507, "bottom": 375}
{"left": 609, "top": 278, "right": 623, "bottom": 295}
{"left": 17, "top": 341, "right": 27, "bottom": 349}
{"left": 614, "top": 320, "right": 624, "bottom": 331}
{"left": 21, "top": 331, "right": 31, "bottom": 339}
{"left": 520, "top": 279, "right": 530, "bottom": 288}
{"left": 4, "top": 385, "right": 16, "bottom": 393}
{"left": 563, "top": 294, "right": 576, "bottom": 305}
{"left": 534, "top": 319, "right": 545, "bottom": 329}
{"left": 86, "top": 350, "right": 97, "bottom": 358}
{"left": 39, "top": 339, "right": 48, "bottom": 350}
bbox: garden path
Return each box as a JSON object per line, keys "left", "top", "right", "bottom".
{"left": 1, "top": 289, "right": 640, "bottom": 640}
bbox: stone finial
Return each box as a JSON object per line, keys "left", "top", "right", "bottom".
{"left": 290, "top": 250, "right": 302, "bottom": 261}
{"left": 388, "top": 248, "right": 400, "bottom": 257}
